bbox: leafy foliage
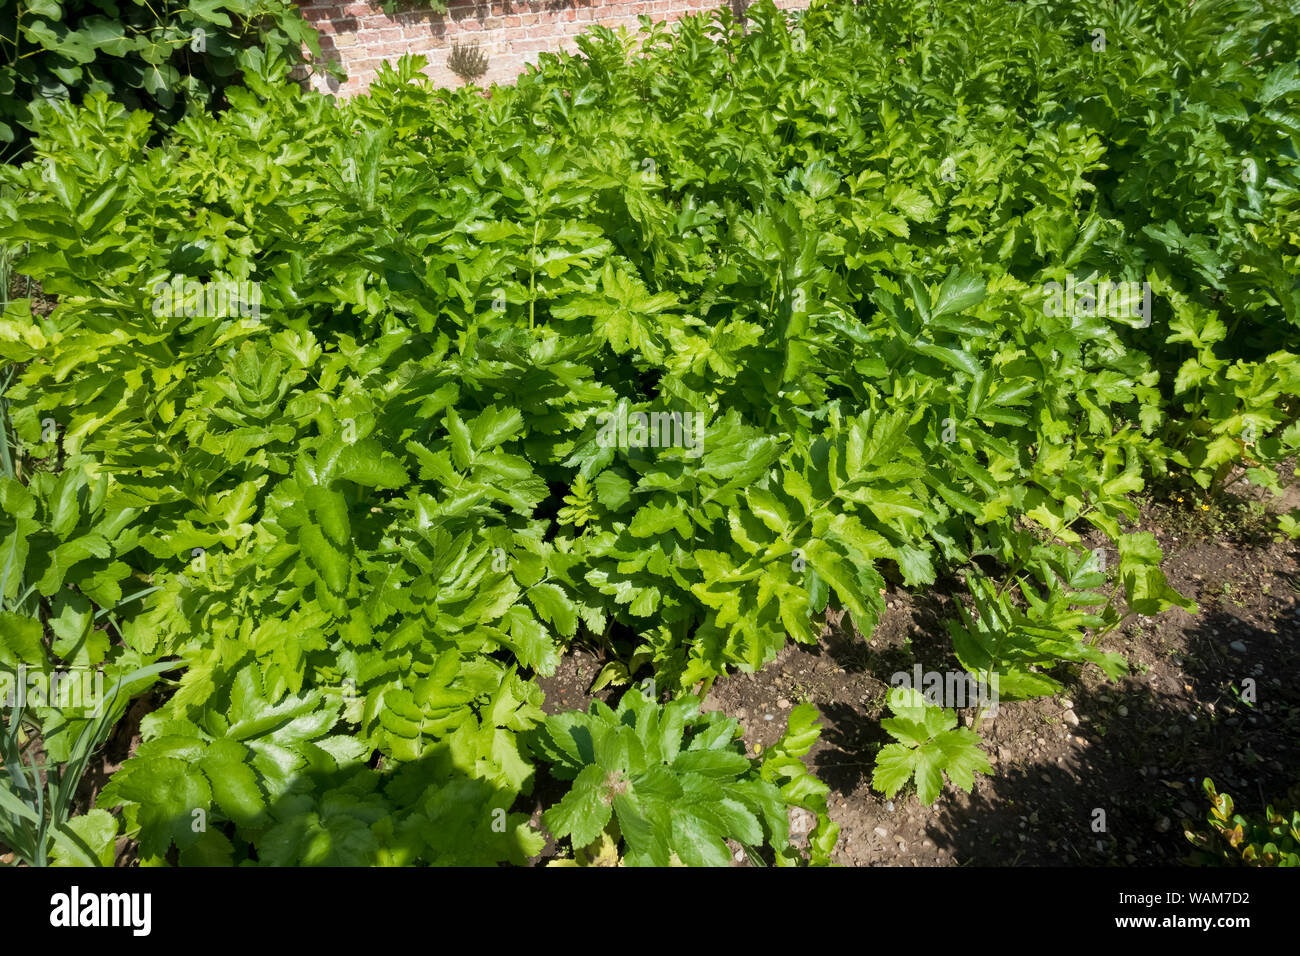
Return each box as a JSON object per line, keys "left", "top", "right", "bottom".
{"left": 0, "top": 0, "right": 1297, "bottom": 860}
{"left": 0, "top": 0, "right": 331, "bottom": 159}
{"left": 536, "top": 688, "right": 834, "bottom": 865}
{"left": 872, "top": 687, "right": 992, "bottom": 806}
{"left": 1185, "top": 778, "right": 1300, "bottom": 867}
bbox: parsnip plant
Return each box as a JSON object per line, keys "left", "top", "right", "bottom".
{"left": 0, "top": 0, "right": 1297, "bottom": 863}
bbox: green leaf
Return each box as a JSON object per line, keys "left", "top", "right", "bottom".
{"left": 544, "top": 764, "right": 612, "bottom": 848}
{"left": 930, "top": 270, "right": 986, "bottom": 318}
{"left": 50, "top": 810, "right": 118, "bottom": 867}
{"left": 104, "top": 756, "right": 212, "bottom": 857}
{"left": 200, "top": 739, "right": 267, "bottom": 828}
{"left": 527, "top": 582, "right": 578, "bottom": 637}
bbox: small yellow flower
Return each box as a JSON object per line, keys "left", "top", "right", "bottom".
{"left": 1201, "top": 505, "right": 1210, "bottom": 511}
{"left": 1177, "top": 497, "right": 1184, "bottom": 503}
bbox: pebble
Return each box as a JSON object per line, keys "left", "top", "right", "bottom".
{"left": 1061, "top": 698, "right": 1074, "bottom": 709}
{"left": 1155, "top": 816, "right": 1172, "bottom": 833}
{"left": 789, "top": 808, "right": 814, "bottom": 835}
{"left": 764, "top": 714, "right": 773, "bottom": 721}
{"left": 1063, "top": 710, "right": 1080, "bottom": 727}
{"left": 885, "top": 801, "right": 896, "bottom": 812}
{"left": 874, "top": 826, "right": 889, "bottom": 839}
{"left": 777, "top": 697, "right": 791, "bottom": 709}
{"left": 1117, "top": 705, "right": 1129, "bottom": 717}
{"left": 1229, "top": 640, "right": 1247, "bottom": 653}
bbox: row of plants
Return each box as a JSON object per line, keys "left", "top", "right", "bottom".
{"left": 0, "top": 0, "right": 1298, "bottom": 865}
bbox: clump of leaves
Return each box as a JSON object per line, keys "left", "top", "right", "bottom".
{"left": 0, "top": 1, "right": 333, "bottom": 160}
{"left": 1185, "top": 778, "right": 1300, "bottom": 867}
{"left": 534, "top": 689, "right": 837, "bottom": 866}
{"left": 872, "top": 687, "right": 992, "bottom": 806}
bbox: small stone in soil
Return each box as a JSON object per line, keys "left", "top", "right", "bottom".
{"left": 1229, "top": 640, "right": 1247, "bottom": 653}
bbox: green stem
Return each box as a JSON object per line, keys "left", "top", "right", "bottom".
{"left": 528, "top": 217, "right": 540, "bottom": 330}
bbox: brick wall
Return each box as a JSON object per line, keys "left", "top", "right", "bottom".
{"left": 294, "top": 0, "right": 806, "bottom": 95}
